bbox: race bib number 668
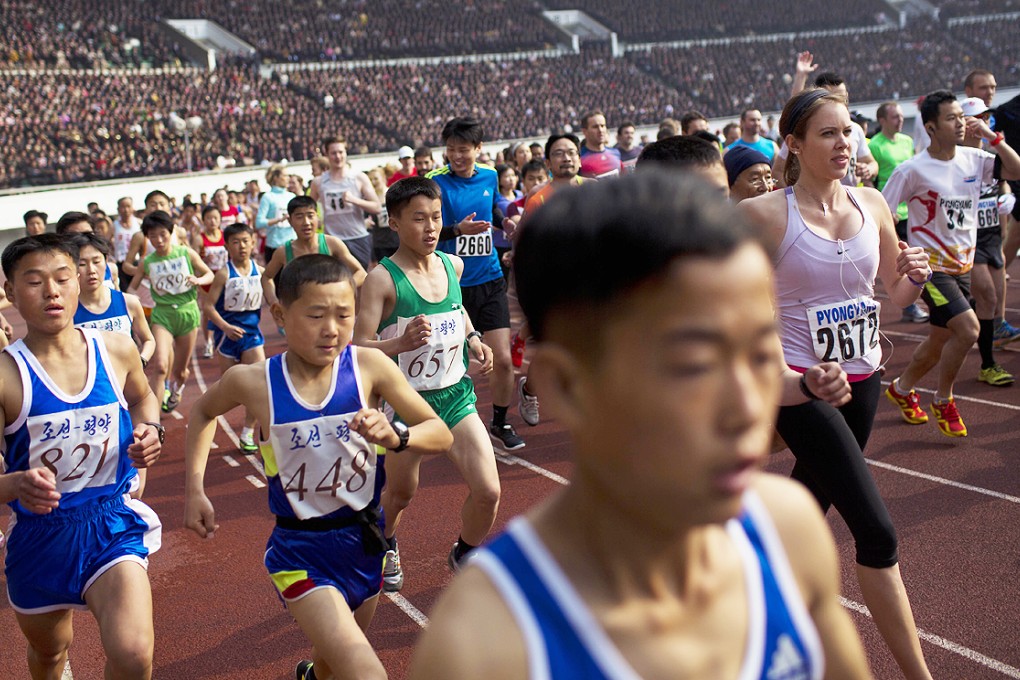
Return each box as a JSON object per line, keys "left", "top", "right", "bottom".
{"left": 806, "top": 297, "right": 880, "bottom": 363}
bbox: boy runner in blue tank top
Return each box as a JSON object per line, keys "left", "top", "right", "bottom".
{"left": 184, "top": 255, "right": 453, "bottom": 680}
{"left": 427, "top": 117, "right": 524, "bottom": 451}
{"left": 410, "top": 173, "right": 871, "bottom": 679}
{"left": 202, "top": 223, "right": 266, "bottom": 454}
{"left": 355, "top": 177, "right": 499, "bottom": 592}
{"left": 0, "top": 234, "right": 164, "bottom": 680}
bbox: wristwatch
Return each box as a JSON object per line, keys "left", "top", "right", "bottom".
{"left": 390, "top": 420, "right": 410, "bottom": 453}
{"left": 143, "top": 421, "right": 166, "bottom": 445}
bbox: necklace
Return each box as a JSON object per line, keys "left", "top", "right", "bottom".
{"left": 795, "top": 184, "right": 838, "bottom": 217}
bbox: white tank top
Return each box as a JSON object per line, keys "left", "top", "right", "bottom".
{"left": 319, "top": 170, "right": 368, "bottom": 240}
{"left": 774, "top": 187, "right": 882, "bottom": 376}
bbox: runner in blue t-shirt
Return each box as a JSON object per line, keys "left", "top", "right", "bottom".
{"left": 427, "top": 117, "right": 525, "bottom": 451}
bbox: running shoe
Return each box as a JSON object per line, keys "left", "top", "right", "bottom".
{"left": 931, "top": 398, "right": 967, "bottom": 437}
{"left": 163, "top": 384, "right": 184, "bottom": 413}
{"left": 202, "top": 339, "right": 214, "bottom": 359}
{"left": 383, "top": 542, "right": 404, "bottom": 592}
{"left": 447, "top": 543, "right": 462, "bottom": 573}
{"left": 238, "top": 430, "right": 258, "bottom": 453}
{"left": 0, "top": 529, "right": 5, "bottom": 553}
{"left": 517, "top": 377, "right": 540, "bottom": 426}
{"left": 900, "top": 304, "right": 929, "bottom": 323}
{"left": 510, "top": 332, "right": 526, "bottom": 368}
{"left": 160, "top": 388, "right": 171, "bottom": 412}
{"left": 295, "top": 660, "right": 314, "bottom": 680}
{"left": 884, "top": 382, "right": 929, "bottom": 424}
{"left": 979, "top": 364, "right": 1014, "bottom": 387}
{"left": 993, "top": 320, "right": 1020, "bottom": 349}
{"left": 490, "top": 423, "right": 525, "bottom": 450}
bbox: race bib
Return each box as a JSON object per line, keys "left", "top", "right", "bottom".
{"left": 397, "top": 311, "right": 467, "bottom": 391}
{"left": 204, "top": 245, "right": 228, "bottom": 272}
{"left": 224, "top": 274, "right": 262, "bottom": 312}
{"left": 77, "top": 314, "right": 132, "bottom": 336}
{"left": 806, "top": 297, "right": 880, "bottom": 363}
{"left": 272, "top": 413, "right": 376, "bottom": 519}
{"left": 938, "top": 195, "right": 977, "bottom": 233}
{"left": 977, "top": 197, "right": 1000, "bottom": 229}
{"left": 149, "top": 256, "right": 192, "bottom": 296}
{"left": 323, "top": 190, "right": 351, "bottom": 216}
{"left": 455, "top": 232, "right": 493, "bottom": 258}
{"left": 27, "top": 404, "right": 121, "bottom": 495}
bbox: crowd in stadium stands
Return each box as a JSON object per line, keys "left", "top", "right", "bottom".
{"left": 286, "top": 44, "right": 679, "bottom": 148}
{"left": 0, "top": 0, "right": 183, "bottom": 69}
{"left": 0, "top": 0, "right": 1017, "bottom": 188}
{"left": 0, "top": 66, "right": 395, "bottom": 188}
{"left": 543, "top": 0, "right": 892, "bottom": 42}
{"left": 930, "top": 0, "right": 1020, "bottom": 18}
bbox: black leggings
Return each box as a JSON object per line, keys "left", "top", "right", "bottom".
{"left": 776, "top": 372, "right": 898, "bottom": 569}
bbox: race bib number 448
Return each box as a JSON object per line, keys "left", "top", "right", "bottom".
{"left": 806, "top": 297, "right": 880, "bottom": 363}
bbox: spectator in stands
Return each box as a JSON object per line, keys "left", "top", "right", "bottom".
{"left": 579, "top": 110, "right": 622, "bottom": 178}
{"left": 387, "top": 146, "right": 418, "bottom": 186}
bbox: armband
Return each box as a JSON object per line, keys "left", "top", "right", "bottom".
{"left": 907, "top": 269, "right": 933, "bottom": 288}
{"left": 799, "top": 374, "right": 820, "bottom": 401}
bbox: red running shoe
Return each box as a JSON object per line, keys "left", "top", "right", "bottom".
{"left": 511, "top": 332, "right": 526, "bottom": 368}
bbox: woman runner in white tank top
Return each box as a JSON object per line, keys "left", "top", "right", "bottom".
{"left": 739, "top": 88, "right": 934, "bottom": 680}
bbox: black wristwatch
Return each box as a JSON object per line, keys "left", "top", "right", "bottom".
{"left": 143, "top": 421, "right": 166, "bottom": 445}
{"left": 390, "top": 420, "right": 410, "bottom": 453}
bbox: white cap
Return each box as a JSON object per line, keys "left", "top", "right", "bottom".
{"left": 398, "top": 146, "right": 414, "bottom": 159}
{"left": 960, "top": 97, "right": 989, "bottom": 117}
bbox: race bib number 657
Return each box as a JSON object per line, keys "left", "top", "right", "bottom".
{"left": 806, "top": 297, "right": 880, "bottom": 363}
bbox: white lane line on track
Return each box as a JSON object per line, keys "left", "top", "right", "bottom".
{"left": 492, "top": 446, "right": 570, "bottom": 485}
{"left": 244, "top": 474, "right": 266, "bottom": 489}
{"left": 840, "top": 597, "right": 1020, "bottom": 678}
{"left": 192, "top": 351, "right": 266, "bottom": 482}
{"left": 169, "top": 410, "right": 183, "bottom": 420}
{"left": 866, "top": 459, "right": 1020, "bottom": 504}
{"left": 223, "top": 455, "right": 240, "bottom": 468}
{"left": 879, "top": 378, "right": 1020, "bottom": 413}
{"left": 62, "top": 660, "right": 73, "bottom": 679}
{"left": 385, "top": 592, "right": 429, "bottom": 628}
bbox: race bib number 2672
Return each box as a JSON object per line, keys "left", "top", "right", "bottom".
{"left": 806, "top": 297, "right": 880, "bottom": 363}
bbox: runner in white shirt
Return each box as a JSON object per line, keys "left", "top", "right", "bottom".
{"left": 883, "top": 90, "right": 1020, "bottom": 437}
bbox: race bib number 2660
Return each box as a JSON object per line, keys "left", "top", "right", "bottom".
{"left": 806, "top": 297, "right": 880, "bottom": 363}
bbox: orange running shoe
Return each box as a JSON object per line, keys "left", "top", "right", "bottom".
{"left": 510, "top": 332, "right": 526, "bottom": 368}
{"left": 884, "top": 382, "right": 928, "bottom": 424}
{"left": 931, "top": 398, "right": 968, "bottom": 437}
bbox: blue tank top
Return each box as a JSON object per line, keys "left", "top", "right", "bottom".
{"left": 104, "top": 262, "right": 116, "bottom": 289}
{"left": 214, "top": 259, "right": 263, "bottom": 335}
{"left": 259, "top": 345, "right": 385, "bottom": 520}
{"left": 74, "top": 289, "right": 133, "bottom": 336}
{"left": 3, "top": 328, "right": 137, "bottom": 514}
{"left": 473, "top": 491, "right": 823, "bottom": 680}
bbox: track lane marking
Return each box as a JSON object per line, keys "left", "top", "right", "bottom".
{"left": 385, "top": 593, "right": 429, "bottom": 628}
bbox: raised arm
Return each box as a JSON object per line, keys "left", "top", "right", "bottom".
{"left": 327, "top": 236, "right": 368, "bottom": 288}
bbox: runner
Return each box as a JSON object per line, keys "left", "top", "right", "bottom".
{"left": 23, "top": 210, "right": 48, "bottom": 237}
{"left": 410, "top": 171, "right": 871, "bottom": 679}
{"left": 128, "top": 211, "right": 214, "bottom": 414}
{"left": 55, "top": 211, "right": 119, "bottom": 289}
{"left": 192, "top": 206, "right": 229, "bottom": 359}
{"left": 355, "top": 176, "right": 499, "bottom": 591}
{"left": 255, "top": 164, "right": 298, "bottom": 266}
{"left": 184, "top": 254, "right": 452, "bottom": 680}
{"left": 261, "top": 196, "right": 367, "bottom": 308}
{"left": 723, "top": 145, "right": 774, "bottom": 202}
{"left": 1, "top": 233, "right": 163, "bottom": 680}
{"left": 201, "top": 223, "right": 266, "bottom": 454}
{"left": 578, "top": 110, "right": 622, "bottom": 178}
{"left": 883, "top": 90, "right": 1020, "bottom": 435}
{"left": 309, "top": 136, "right": 382, "bottom": 270}
{"left": 427, "top": 117, "right": 524, "bottom": 450}
{"left": 739, "top": 87, "right": 935, "bottom": 678}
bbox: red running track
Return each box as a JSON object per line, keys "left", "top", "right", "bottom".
{"left": 3, "top": 276, "right": 1020, "bottom": 679}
